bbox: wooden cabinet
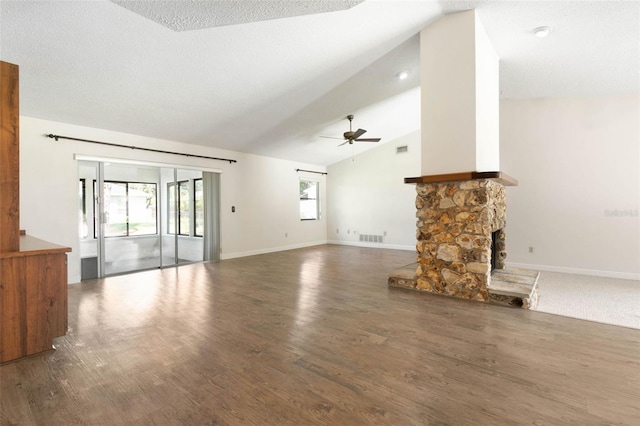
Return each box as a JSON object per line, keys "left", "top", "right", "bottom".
{"left": 0, "top": 60, "right": 72, "bottom": 363}
{"left": 0, "top": 237, "right": 71, "bottom": 363}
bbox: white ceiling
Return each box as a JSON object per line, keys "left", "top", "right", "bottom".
{"left": 1, "top": 1, "right": 638, "bottom": 166}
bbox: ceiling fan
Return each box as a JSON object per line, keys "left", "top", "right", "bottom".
{"left": 320, "top": 114, "right": 381, "bottom": 146}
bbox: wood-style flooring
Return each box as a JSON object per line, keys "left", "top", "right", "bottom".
{"left": 1, "top": 245, "right": 639, "bottom": 425}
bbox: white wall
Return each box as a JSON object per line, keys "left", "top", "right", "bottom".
{"left": 501, "top": 94, "right": 640, "bottom": 279}
{"left": 19, "top": 116, "right": 327, "bottom": 283}
{"left": 326, "top": 131, "right": 420, "bottom": 250}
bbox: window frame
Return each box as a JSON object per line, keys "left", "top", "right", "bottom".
{"left": 167, "top": 180, "right": 191, "bottom": 236}
{"left": 194, "top": 178, "right": 204, "bottom": 237}
{"left": 93, "top": 180, "right": 97, "bottom": 239}
{"left": 299, "top": 178, "right": 320, "bottom": 221}
{"left": 167, "top": 178, "right": 204, "bottom": 238}
{"left": 102, "top": 179, "right": 158, "bottom": 238}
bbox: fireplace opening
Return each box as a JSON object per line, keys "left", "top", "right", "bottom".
{"left": 491, "top": 229, "right": 505, "bottom": 271}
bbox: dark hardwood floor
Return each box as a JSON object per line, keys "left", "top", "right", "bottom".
{"left": 1, "top": 245, "right": 639, "bottom": 425}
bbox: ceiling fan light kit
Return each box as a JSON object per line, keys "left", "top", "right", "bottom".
{"left": 321, "top": 114, "right": 382, "bottom": 146}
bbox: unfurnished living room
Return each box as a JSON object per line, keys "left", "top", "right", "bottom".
{"left": 0, "top": 1, "right": 638, "bottom": 425}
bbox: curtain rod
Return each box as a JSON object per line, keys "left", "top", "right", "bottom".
{"left": 47, "top": 134, "right": 237, "bottom": 164}
{"left": 296, "top": 168, "right": 327, "bottom": 176}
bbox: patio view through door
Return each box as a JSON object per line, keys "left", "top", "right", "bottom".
{"left": 78, "top": 160, "right": 220, "bottom": 278}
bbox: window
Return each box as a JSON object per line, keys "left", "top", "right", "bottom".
{"left": 299, "top": 179, "right": 319, "bottom": 220}
{"left": 79, "top": 179, "right": 88, "bottom": 238}
{"left": 168, "top": 179, "right": 203, "bottom": 237}
{"left": 178, "top": 180, "right": 190, "bottom": 235}
{"left": 168, "top": 180, "right": 189, "bottom": 235}
{"left": 93, "top": 180, "right": 98, "bottom": 239}
{"left": 168, "top": 181, "right": 176, "bottom": 235}
{"left": 103, "top": 181, "right": 157, "bottom": 237}
{"left": 194, "top": 178, "right": 204, "bottom": 237}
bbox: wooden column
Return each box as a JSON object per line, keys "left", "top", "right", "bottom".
{"left": 0, "top": 61, "right": 20, "bottom": 252}
{"left": 0, "top": 61, "right": 72, "bottom": 363}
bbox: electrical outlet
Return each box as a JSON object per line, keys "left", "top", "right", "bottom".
{"left": 285, "top": 232, "right": 288, "bottom": 238}
{"left": 528, "top": 247, "right": 534, "bottom": 253}
{"left": 383, "top": 231, "right": 387, "bottom": 236}
{"left": 336, "top": 229, "right": 339, "bottom": 234}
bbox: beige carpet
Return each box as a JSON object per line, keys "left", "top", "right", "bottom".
{"left": 533, "top": 271, "right": 640, "bottom": 329}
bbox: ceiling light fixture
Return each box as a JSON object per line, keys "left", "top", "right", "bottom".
{"left": 396, "top": 70, "right": 409, "bottom": 81}
{"left": 533, "top": 26, "right": 552, "bottom": 38}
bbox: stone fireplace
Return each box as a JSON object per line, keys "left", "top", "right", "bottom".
{"left": 387, "top": 11, "right": 539, "bottom": 308}
{"left": 389, "top": 171, "right": 539, "bottom": 308}
{"left": 402, "top": 171, "right": 515, "bottom": 302}
{"left": 412, "top": 175, "right": 510, "bottom": 301}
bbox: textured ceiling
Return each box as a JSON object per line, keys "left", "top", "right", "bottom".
{"left": 1, "top": 1, "right": 638, "bottom": 166}
{"left": 440, "top": 0, "right": 640, "bottom": 100}
{"left": 110, "top": 0, "right": 365, "bottom": 31}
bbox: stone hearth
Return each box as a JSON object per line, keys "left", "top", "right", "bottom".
{"left": 389, "top": 264, "right": 540, "bottom": 309}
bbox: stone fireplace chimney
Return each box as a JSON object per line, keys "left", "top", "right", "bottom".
{"left": 389, "top": 11, "right": 538, "bottom": 307}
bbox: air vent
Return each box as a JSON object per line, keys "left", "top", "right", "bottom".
{"left": 359, "top": 234, "right": 384, "bottom": 243}
{"left": 396, "top": 145, "right": 408, "bottom": 154}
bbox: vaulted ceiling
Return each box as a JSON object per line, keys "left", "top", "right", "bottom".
{"left": 1, "top": 1, "right": 638, "bottom": 166}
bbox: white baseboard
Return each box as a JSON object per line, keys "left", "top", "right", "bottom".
{"left": 506, "top": 262, "right": 640, "bottom": 281}
{"left": 220, "top": 240, "right": 328, "bottom": 260}
{"left": 327, "top": 240, "right": 415, "bottom": 251}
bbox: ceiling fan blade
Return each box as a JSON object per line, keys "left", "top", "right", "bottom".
{"left": 354, "top": 138, "right": 381, "bottom": 142}
{"left": 320, "top": 135, "right": 345, "bottom": 140}
{"left": 351, "top": 128, "right": 367, "bottom": 139}
{"left": 338, "top": 140, "right": 350, "bottom": 147}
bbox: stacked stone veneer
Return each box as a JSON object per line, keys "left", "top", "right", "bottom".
{"left": 414, "top": 179, "right": 506, "bottom": 301}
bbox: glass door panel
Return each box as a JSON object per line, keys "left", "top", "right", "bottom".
{"left": 194, "top": 178, "right": 204, "bottom": 237}
{"left": 176, "top": 169, "right": 203, "bottom": 264}
{"left": 160, "top": 167, "right": 177, "bottom": 267}
{"left": 78, "top": 161, "right": 100, "bottom": 279}
{"left": 161, "top": 168, "right": 204, "bottom": 267}
{"left": 102, "top": 163, "right": 161, "bottom": 275}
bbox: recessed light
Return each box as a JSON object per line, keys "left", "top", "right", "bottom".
{"left": 396, "top": 70, "right": 409, "bottom": 80}
{"left": 533, "top": 26, "right": 552, "bottom": 38}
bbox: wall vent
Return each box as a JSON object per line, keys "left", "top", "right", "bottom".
{"left": 396, "top": 145, "right": 408, "bottom": 154}
{"left": 359, "top": 234, "right": 384, "bottom": 243}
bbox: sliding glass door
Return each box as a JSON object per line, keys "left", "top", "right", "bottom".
{"left": 102, "top": 163, "right": 161, "bottom": 275}
{"left": 79, "top": 160, "right": 219, "bottom": 279}
{"left": 160, "top": 168, "right": 205, "bottom": 267}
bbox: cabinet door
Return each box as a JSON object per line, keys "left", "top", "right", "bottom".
{"left": 24, "top": 253, "right": 68, "bottom": 355}
{"left": 0, "top": 256, "right": 27, "bottom": 362}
